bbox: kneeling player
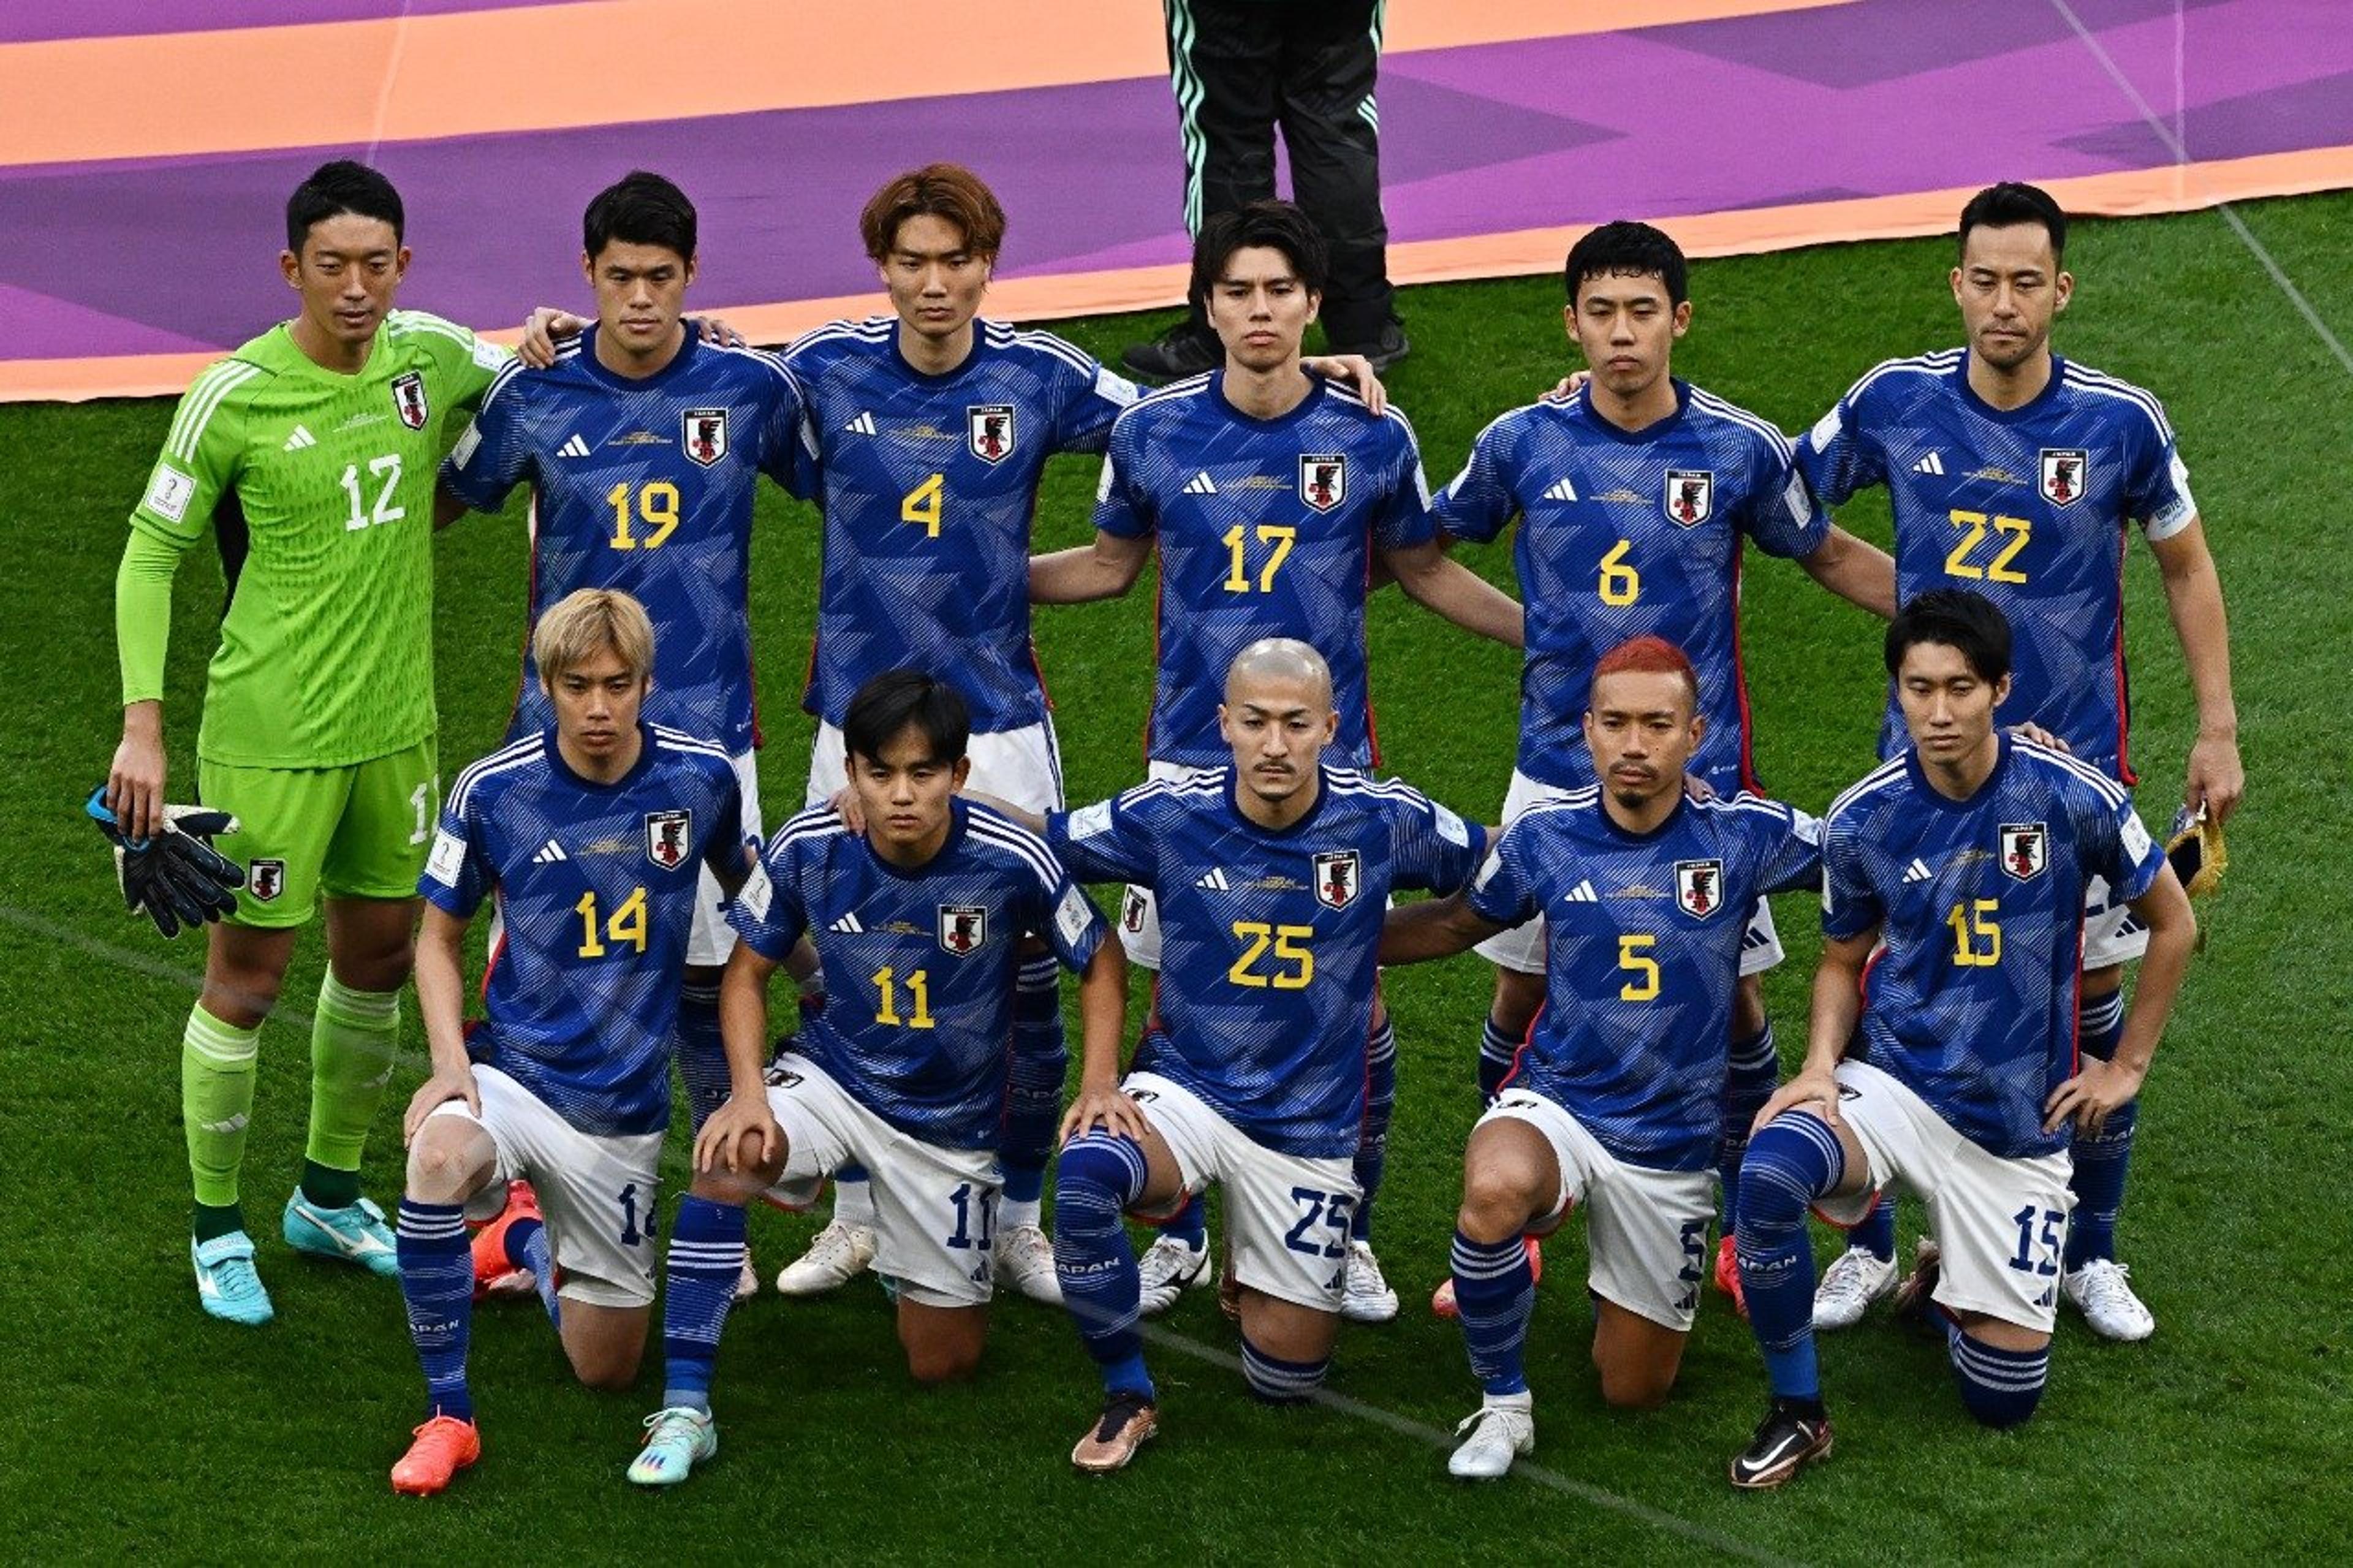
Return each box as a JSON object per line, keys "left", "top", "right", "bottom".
{"left": 1033, "top": 640, "right": 1485, "bottom": 1470}
{"left": 389, "top": 591, "right": 749, "bottom": 1494}
{"left": 624, "top": 670, "right": 1122, "bottom": 1485}
{"left": 1379, "top": 637, "right": 1823, "bottom": 1477}
{"left": 1728, "top": 591, "right": 2193, "bottom": 1489}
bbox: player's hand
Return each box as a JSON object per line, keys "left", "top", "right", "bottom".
{"left": 695, "top": 1091, "right": 783, "bottom": 1176}
{"left": 107, "top": 721, "right": 167, "bottom": 841}
{"left": 828, "top": 785, "right": 866, "bottom": 834}
{"left": 2044, "top": 1055, "right": 2145, "bottom": 1137}
{"left": 403, "top": 1064, "right": 481, "bottom": 1143}
{"left": 1681, "top": 771, "right": 1717, "bottom": 803}
{"left": 2007, "top": 721, "right": 2067, "bottom": 752}
{"left": 2186, "top": 731, "right": 2243, "bottom": 825}
{"left": 516, "top": 306, "right": 590, "bottom": 369}
{"left": 1302, "top": 355, "right": 1387, "bottom": 417}
{"left": 1061, "top": 1080, "right": 1149, "bottom": 1145}
{"left": 1549, "top": 369, "right": 1591, "bottom": 400}
{"left": 1752, "top": 1065, "right": 1839, "bottom": 1135}
{"left": 691, "top": 316, "right": 748, "bottom": 349}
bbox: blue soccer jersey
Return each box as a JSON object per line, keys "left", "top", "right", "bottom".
{"left": 422, "top": 725, "right": 748, "bottom": 1137}
{"left": 1434, "top": 382, "right": 1827, "bottom": 792}
{"left": 1094, "top": 372, "right": 1436, "bottom": 769}
{"left": 1469, "top": 789, "right": 1822, "bottom": 1171}
{"left": 439, "top": 331, "right": 812, "bottom": 754}
{"left": 784, "top": 317, "right": 1139, "bottom": 732}
{"left": 1800, "top": 351, "right": 2197, "bottom": 779}
{"left": 1822, "top": 735, "right": 2165, "bottom": 1159}
{"left": 729, "top": 800, "right": 1108, "bottom": 1151}
{"left": 1047, "top": 767, "right": 1479, "bottom": 1158}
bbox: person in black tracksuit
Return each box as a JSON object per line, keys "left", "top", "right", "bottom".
{"left": 1124, "top": 0, "right": 1409, "bottom": 380}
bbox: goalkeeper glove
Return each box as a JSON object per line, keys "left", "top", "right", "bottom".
{"left": 2165, "top": 803, "right": 2226, "bottom": 901}
{"left": 85, "top": 786, "right": 246, "bottom": 938}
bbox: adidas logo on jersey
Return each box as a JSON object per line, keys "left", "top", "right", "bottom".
{"left": 1542, "top": 477, "right": 1577, "bottom": 502}
{"left": 828, "top": 912, "right": 865, "bottom": 933}
{"left": 1195, "top": 868, "right": 1230, "bottom": 890}
{"left": 844, "top": 412, "right": 877, "bottom": 436}
{"left": 1903, "top": 857, "right": 1934, "bottom": 883}
{"left": 531, "top": 839, "right": 568, "bottom": 864}
{"left": 1912, "top": 452, "right": 1946, "bottom": 475}
{"left": 282, "top": 425, "right": 316, "bottom": 451}
{"left": 1562, "top": 879, "right": 1598, "bottom": 904}
{"left": 558, "top": 434, "right": 593, "bottom": 459}
{"left": 1183, "top": 471, "right": 1218, "bottom": 495}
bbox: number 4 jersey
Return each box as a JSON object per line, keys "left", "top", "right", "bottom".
{"left": 1800, "top": 350, "right": 2196, "bottom": 779}
{"left": 422, "top": 725, "right": 748, "bottom": 1137}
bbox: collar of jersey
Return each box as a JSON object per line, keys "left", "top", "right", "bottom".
{"left": 1572, "top": 377, "right": 1690, "bottom": 444}
{"left": 539, "top": 722, "right": 658, "bottom": 792}
{"left": 1595, "top": 789, "right": 1688, "bottom": 842}
{"left": 1903, "top": 729, "right": 2013, "bottom": 811}
{"left": 268, "top": 320, "right": 395, "bottom": 384}
{"left": 862, "top": 796, "right": 971, "bottom": 879}
{"left": 1210, "top": 369, "right": 1327, "bottom": 430}
{"left": 1223, "top": 765, "right": 1334, "bottom": 837}
{"left": 1950, "top": 351, "right": 2068, "bottom": 424}
{"left": 890, "top": 327, "right": 990, "bottom": 384}
{"left": 574, "top": 325, "right": 700, "bottom": 391}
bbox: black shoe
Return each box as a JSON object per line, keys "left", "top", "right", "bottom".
{"left": 1121, "top": 322, "right": 1221, "bottom": 382}
{"left": 1327, "top": 321, "right": 1411, "bottom": 374}
{"left": 1729, "top": 1399, "right": 1833, "bottom": 1490}
{"left": 1892, "top": 1238, "right": 1945, "bottom": 1339}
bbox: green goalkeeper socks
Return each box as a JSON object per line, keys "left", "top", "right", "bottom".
{"left": 303, "top": 972, "right": 400, "bottom": 1187}
{"left": 183, "top": 1004, "right": 260, "bottom": 1219}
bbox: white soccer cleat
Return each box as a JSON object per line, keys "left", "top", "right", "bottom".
{"left": 1135, "top": 1235, "right": 1210, "bottom": 1317}
{"left": 2062, "top": 1259, "right": 2154, "bottom": 1341}
{"left": 1448, "top": 1401, "right": 1535, "bottom": 1479}
{"left": 994, "top": 1222, "right": 1062, "bottom": 1305}
{"left": 626, "top": 1405, "right": 717, "bottom": 1487}
{"left": 733, "top": 1252, "right": 760, "bottom": 1303}
{"left": 1812, "top": 1246, "right": 1898, "bottom": 1331}
{"left": 1341, "top": 1238, "right": 1400, "bottom": 1324}
{"left": 773, "top": 1220, "right": 877, "bottom": 1297}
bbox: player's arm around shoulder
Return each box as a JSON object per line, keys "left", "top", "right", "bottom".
{"left": 390, "top": 308, "right": 510, "bottom": 414}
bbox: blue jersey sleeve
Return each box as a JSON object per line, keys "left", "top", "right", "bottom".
{"left": 1031, "top": 846, "right": 1112, "bottom": 971}
{"left": 2082, "top": 782, "right": 2166, "bottom": 906}
{"left": 1464, "top": 819, "right": 1542, "bottom": 928}
{"left": 1738, "top": 796, "right": 1826, "bottom": 896}
{"left": 728, "top": 830, "right": 813, "bottom": 961}
{"left": 1430, "top": 411, "right": 1523, "bottom": 545}
{"left": 1740, "top": 429, "right": 1831, "bottom": 560}
{"left": 1370, "top": 414, "right": 1438, "bottom": 553}
{"left": 439, "top": 362, "right": 534, "bottom": 512}
{"left": 1045, "top": 788, "right": 1158, "bottom": 886}
{"left": 418, "top": 801, "right": 493, "bottom": 919}
{"left": 1384, "top": 781, "right": 1480, "bottom": 895}
{"left": 1091, "top": 415, "right": 1155, "bottom": 540}
{"left": 1050, "top": 349, "right": 1142, "bottom": 456}
{"left": 1820, "top": 812, "right": 1881, "bottom": 942}
{"left": 1797, "top": 368, "right": 1890, "bottom": 509}
{"left": 2121, "top": 397, "right": 2198, "bottom": 542}
{"left": 750, "top": 350, "right": 816, "bottom": 499}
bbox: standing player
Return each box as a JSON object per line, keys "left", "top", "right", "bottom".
{"left": 1798, "top": 183, "right": 2240, "bottom": 1339}
{"left": 621, "top": 670, "right": 1124, "bottom": 1487}
{"left": 104, "top": 160, "right": 508, "bottom": 1324}
{"left": 1432, "top": 221, "right": 1893, "bottom": 1310}
{"left": 1032, "top": 200, "right": 1521, "bottom": 1320}
{"left": 771, "top": 165, "right": 1143, "bottom": 1303}
{"left": 440, "top": 173, "right": 808, "bottom": 1295}
{"left": 1377, "top": 637, "right": 1825, "bottom": 1478}
{"left": 1032, "top": 640, "right": 1485, "bottom": 1471}
{"left": 387, "top": 590, "right": 749, "bottom": 1495}
{"left": 1727, "top": 591, "right": 2192, "bottom": 1489}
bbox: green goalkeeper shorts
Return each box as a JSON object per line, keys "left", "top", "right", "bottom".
{"left": 199, "top": 737, "right": 439, "bottom": 928}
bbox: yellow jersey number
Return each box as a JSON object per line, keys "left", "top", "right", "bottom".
{"left": 574, "top": 887, "right": 650, "bottom": 957}
{"left": 1944, "top": 509, "right": 2029, "bottom": 584}
{"left": 1228, "top": 921, "right": 1314, "bottom": 990}
{"left": 1617, "top": 933, "right": 1661, "bottom": 1001}
{"left": 902, "top": 473, "right": 945, "bottom": 539}
{"left": 605, "top": 481, "right": 680, "bottom": 550}
{"left": 1222, "top": 523, "right": 1297, "bottom": 593}
{"left": 873, "top": 966, "right": 938, "bottom": 1029}
{"left": 1948, "top": 898, "right": 2002, "bottom": 966}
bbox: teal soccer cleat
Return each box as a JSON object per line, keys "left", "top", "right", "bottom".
{"left": 627, "top": 1407, "right": 718, "bottom": 1487}
{"left": 284, "top": 1192, "right": 400, "bottom": 1277}
{"left": 192, "top": 1233, "right": 275, "bottom": 1325}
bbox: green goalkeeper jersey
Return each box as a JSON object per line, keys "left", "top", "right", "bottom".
{"left": 125, "top": 312, "right": 507, "bottom": 768}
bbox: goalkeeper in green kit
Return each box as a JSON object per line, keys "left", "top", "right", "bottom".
{"left": 102, "top": 161, "right": 507, "bottom": 1325}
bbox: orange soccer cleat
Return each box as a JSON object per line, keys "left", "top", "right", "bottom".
{"left": 1714, "top": 1233, "right": 1748, "bottom": 1319}
{"left": 471, "top": 1180, "right": 544, "bottom": 1301}
{"left": 390, "top": 1415, "right": 481, "bottom": 1496}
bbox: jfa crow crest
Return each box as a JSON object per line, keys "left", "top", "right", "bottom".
{"left": 644, "top": 809, "right": 692, "bottom": 871}
{"left": 1299, "top": 453, "right": 1346, "bottom": 513}
{"left": 938, "top": 903, "right": 988, "bottom": 956}
{"left": 1675, "top": 857, "right": 1725, "bottom": 918}
{"left": 683, "top": 407, "right": 729, "bottom": 468}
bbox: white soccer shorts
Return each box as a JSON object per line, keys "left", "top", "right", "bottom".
{"left": 1473, "top": 769, "right": 1783, "bottom": 977}
{"left": 1811, "top": 1059, "right": 2075, "bottom": 1333}
{"left": 430, "top": 1065, "right": 664, "bottom": 1310}
{"left": 1480, "top": 1087, "right": 1716, "bottom": 1331}
{"left": 2082, "top": 871, "right": 2150, "bottom": 970}
{"left": 762, "top": 1051, "right": 1002, "bottom": 1309}
{"left": 1121, "top": 1071, "right": 1359, "bottom": 1314}
{"left": 806, "top": 718, "right": 1065, "bottom": 817}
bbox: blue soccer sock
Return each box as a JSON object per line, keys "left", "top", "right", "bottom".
{"left": 1240, "top": 1336, "right": 1328, "bottom": 1404}
{"left": 1477, "top": 1017, "right": 1521, "bottom": 1106}
{"left": 676, "top": 982, "right": 730, "bottom": 1135}
{"left": 1155, "top": 1192, "right": 1208, "bottom": 1251}
{"left": 1351, "top": 1018, "right": 1397, "bottom": 1242}
{"left": 2064, "top": 988, "right": 2133, "bottom": 1271}
{"left": 660, "top": 1195, "right": 749, "bottom": 1414}
{"left": 1847, "top": 1191, "right": 1897, "bottom": 1263}
{"left": 398, "top": 1199, "right": 475, "bottom": 1424}
{"left": 1001, "top": 956, "right": 1067, "bottom": 1230}
{"left": 499, "top": 1212, "right": 562, "bottom": 1330}
{"left": 1450, "top": 1228, "right": 1536, "bottom": 1398}
{"left": 1717, "top": 1023, "right": 1777, "bottom": 1235}
{"left": 1735, "top": 1113, "right": 1845, "bottom": 1404}
{"left": 1946, "top": 1322, "right": 2048, "bottom": 1428}
{"left": 1053, "top": 1132, "right": 1154, "bottom": 1400}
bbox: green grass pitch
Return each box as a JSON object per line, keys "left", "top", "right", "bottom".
{"left": 2, "top": 194, "right": 2350, "bottom": 1563}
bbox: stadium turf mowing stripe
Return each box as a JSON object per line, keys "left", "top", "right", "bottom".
{"left": 2, "top": 195, "right": 2349, "bottom": 1561}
